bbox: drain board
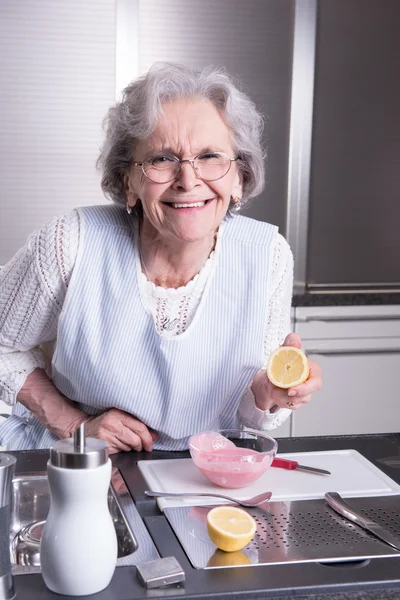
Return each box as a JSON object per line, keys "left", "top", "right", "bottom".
{"left": 164, "top": 495, "right": 400, "bottom": 569}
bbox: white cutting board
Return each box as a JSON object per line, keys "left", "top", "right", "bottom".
{"left": 138, "top": 450, "right": 400, "bottom": 511}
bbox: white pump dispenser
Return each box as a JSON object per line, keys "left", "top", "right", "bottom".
{"left": 40, "top": 424, "right": 117, "bottom": 596}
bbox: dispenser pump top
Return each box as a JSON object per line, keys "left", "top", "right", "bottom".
{"left": 50, "top": 423, "right": 108, "bottom": 469}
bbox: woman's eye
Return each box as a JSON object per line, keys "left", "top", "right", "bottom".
{"left": 151, "top": 156, "right": 175, "bottom": 165}
{"left": 198, "top": 153, "right": 220, "bottom": 160}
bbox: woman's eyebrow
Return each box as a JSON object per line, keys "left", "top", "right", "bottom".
{"left": 145, "top": 146, "right": 179, "bottom": 157}
{"left": 196, "top": 147, "right": 225, "bottom": 154}
{"left": 146, "top": 145, "right": 225, "bottom": 157}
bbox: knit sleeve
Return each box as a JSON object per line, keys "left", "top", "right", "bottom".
{"left": 0, "top": 210, "right": 80, "bottom": 405}
{"left": 264, "top": 233, "right": 294, "bottom": 355}
{"left": 238, "top": 233, "right": 294, "bottom": 430}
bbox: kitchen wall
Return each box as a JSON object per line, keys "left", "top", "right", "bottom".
{"left": 0, "top": 0, "right": 116, "bottom": 265}
{"left": 306, "top": 0, "right": 400, "bottom": 291}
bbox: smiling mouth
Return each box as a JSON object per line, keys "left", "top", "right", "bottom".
{"left": 163, "top": 199, "right": 214, "bottom": 209}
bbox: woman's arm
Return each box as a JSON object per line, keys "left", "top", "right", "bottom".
{"left": 19, "top": 368, "right": 156, "bottom": 452}
{"left": 1, "top": 211, "right": 156, "bottom": 452}
{"left": 0, "top": 212, "right": 79, "bottom": 405}
{"left": 0, "top": 212, "right": 86, "bottom": 436}
{"left": 18, "top": 368, "right": 87, "bottom": 438}
{"left": 238, "top": 234, "right": 294, "bottom": 428}
{"left": 240, "top": 234, "right": 322, "bottom": 424}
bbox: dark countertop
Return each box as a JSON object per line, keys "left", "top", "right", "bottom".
{"left": 292, "top": 293, "right": 400, "bottom": 307}
{"left": 9, "top": 432, "right": 400, "bottom": 600}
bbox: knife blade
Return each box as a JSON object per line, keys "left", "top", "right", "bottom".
{"left": 325, "top": 492, "right": 400, "bottom": 551}
{"left": 272, "top": 457, "right": 331, "bottom": 475}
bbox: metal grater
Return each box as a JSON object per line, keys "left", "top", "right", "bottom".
{"left": 164, "top": 496, "right": 400, "bottom": 569}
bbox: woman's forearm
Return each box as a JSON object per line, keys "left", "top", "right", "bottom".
{"left": 0, "top": 347, "right": 46, "bottom": 406}
{"left": 238, "top": 384, "right": 291, "bottom": 431}
{"left": 17, "top": 368, "right": 87, "bottom": 439}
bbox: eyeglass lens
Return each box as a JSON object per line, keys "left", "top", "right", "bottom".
{"left": 143, "top": 153, "right": 232, "bottom": 183}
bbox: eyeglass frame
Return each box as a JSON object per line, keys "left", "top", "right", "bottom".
{"left": 131, "top": 151, "right": 239, "bottom": 184}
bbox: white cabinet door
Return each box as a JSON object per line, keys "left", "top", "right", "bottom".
{"left": 293, "top": 306, "right": 400, "bottom": 437}
{"left": 293, "top": 348, "right": 400, "bottom": 436}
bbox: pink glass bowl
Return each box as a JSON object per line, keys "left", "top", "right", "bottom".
{"left": 188, "top": 429, "right": 278, "bottom": 489}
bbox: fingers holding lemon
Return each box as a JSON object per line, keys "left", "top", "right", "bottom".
{"left": 259, "top": 337, "right": 321, "bottom": 411}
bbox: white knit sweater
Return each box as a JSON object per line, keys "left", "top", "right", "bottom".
{"left": 0, "top": 209, "right": 294, "bottom": 431}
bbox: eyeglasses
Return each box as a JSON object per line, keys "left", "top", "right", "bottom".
{"left": 132, "top": 152, "right": 238, "bottom": 184}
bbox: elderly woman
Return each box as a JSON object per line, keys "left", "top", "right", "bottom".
{"left": 0, "top": 63, "right": 322, "bottom": 452}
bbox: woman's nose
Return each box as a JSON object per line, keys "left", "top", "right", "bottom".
{"left": 172, "top": 160, "right": 202, "bottom": 191}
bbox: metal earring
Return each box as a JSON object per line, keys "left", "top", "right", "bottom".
{"left": 126, "top": 203, "right": 133, "bottom": 215}
{"left": 232, "top": 196, "right": 242, "bottom": 211}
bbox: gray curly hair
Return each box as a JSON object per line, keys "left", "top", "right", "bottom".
{"left": 97, "top": 62, "right": 265, "bottom": 210}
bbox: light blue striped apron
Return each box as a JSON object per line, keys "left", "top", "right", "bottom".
{"left": 1, "top": 205, "right": 277, "bottom": 451}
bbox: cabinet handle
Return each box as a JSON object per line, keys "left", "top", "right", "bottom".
{"left": 305, "top": 348, "right": 400, "bottom": 355}
{"left": 296, "top": 315, "right": 400, "bottom": 322}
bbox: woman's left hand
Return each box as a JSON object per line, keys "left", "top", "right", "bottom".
{"left": 251, "top": 333, "right": 322, "bottom": 412}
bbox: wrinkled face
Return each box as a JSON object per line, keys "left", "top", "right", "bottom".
{"left": 126, "top": 97, "right": 242, "bottom": 244}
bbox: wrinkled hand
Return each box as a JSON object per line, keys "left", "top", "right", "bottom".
{"left": 251, "top": 333, "right": 322, "bottom": 412}
{"left": 83, "top": 408, "right": 158, "bottom": 454}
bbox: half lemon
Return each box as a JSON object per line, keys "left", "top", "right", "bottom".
{"left": 266, "top": 346, "right": 309, "bottom": 389}
{"left": 206, "top": 506, "right": 257, "bottom": 552}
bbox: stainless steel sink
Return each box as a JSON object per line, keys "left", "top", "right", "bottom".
{"left": 10, "top": 471, "right": 159, "bottom": 575}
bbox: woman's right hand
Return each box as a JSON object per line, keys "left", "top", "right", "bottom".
{"left": 18, "top": 369, "right": 157, "bottom": 454}
{"left": 84, "top": 408, "right": 157, "bottom": 454}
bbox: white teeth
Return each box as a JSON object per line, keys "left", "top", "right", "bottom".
{"left": 171, "top": 201, "right": 206, "bottom": 209}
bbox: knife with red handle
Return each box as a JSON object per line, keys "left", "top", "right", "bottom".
{"left": 272, "top": 457, "right": 331, "bottom": 475}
